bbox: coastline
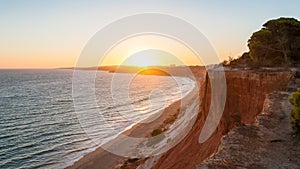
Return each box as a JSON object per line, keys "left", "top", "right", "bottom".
{"left": 196, "top": 90, "right": 300, "bottom": 168}
{"left": 150, "top": 69, "right": 293, "bottom": 169}
{"left": 196, "top": 75, "right": 300, "bottom": 168}
{"left": 67, "top": 80, "right": 199, "bottom": 169}
{"left": 67, "top": 69, "right": 292, "bottom": 169}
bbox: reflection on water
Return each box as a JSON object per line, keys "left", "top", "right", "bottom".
{"left": 0, "top": 69, "right": 195, "bottom": 169}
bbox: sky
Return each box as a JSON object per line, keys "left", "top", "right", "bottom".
{"left": 0, "top": 0, "right": 300, "bottom": 68}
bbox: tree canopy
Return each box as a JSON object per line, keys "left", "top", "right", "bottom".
{"left": 248, "top": 17, "right": 300, "bottom": 66}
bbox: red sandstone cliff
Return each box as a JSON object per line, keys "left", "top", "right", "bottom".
{"left": 151, "top": 69, "right": 292, "bottom": 169}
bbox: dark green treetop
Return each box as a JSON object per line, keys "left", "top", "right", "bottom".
{"left": 248, "top": 17, "right": 300, "bottom": 66}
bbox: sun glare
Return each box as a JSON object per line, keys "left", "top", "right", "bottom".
{"left": 126, "top": 52, "right": 161, "bottom": 67}
{"left": 100, "top": 34, "right": 203, "bottom": 67}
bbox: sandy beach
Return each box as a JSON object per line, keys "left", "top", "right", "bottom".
{"left": 68, "top": 83, "right": 199, "bottom": 169}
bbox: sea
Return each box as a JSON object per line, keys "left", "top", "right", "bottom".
{"left": 0, "top": 69, "right": 195, "bottom": 169}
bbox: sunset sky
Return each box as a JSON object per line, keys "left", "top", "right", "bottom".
{"left": 1, "top": 0, "right": 300, "bottom": 68}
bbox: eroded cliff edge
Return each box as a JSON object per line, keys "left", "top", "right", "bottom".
{"left": 196, "top": 90, "right": 300, "bottom": 169}
{"left": 150, "top": 69, "right": 292, "bottom": 169}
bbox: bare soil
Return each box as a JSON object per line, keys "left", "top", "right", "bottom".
{"left": 196, "top": 90, "right": 300, "bottom": 169}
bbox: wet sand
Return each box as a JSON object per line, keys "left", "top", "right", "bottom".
{"left": 68, "top": 86, "right": 198, "bottom": 169}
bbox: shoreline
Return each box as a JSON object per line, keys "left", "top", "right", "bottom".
{"left": 67, "top": 82, "right": 199, "bottom": 169}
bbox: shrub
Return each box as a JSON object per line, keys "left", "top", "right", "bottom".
{"left": 289, "top": 88, "right": 300, "bottom": 132}
{"left": 151, "top": 128, "right": 163, "bottom": 137}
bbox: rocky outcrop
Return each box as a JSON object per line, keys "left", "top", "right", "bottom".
{"left": 151, "top": 69, "right": 292, "bottom": 169}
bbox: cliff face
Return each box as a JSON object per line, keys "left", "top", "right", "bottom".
{"left": 196, "top": 91, "right": 300, "bottom": 169}
{"left": 151, "top": 70, "right": 292, "bottom": 169}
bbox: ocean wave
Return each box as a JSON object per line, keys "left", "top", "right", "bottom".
{"left": 0, "top": 70, "right": 195, "bottom": 169}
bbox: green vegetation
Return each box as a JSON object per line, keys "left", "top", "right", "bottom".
{"left": 289, "top": 88, "right": 300, "bottom": 133}
{"left": 224, "top": 17, "right": 300, "bottom": 67}
{"left": 223, "top": 52, "right": 252, "bottom": 67}
{"left": 151, "top": 128, "right": 163, "bottom": 137}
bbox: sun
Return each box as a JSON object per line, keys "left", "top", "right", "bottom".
{"left": 125, "top": 51, "right": 161, "bottom": 67}
{"left": 122, "top": 49, "right": 184, "bottom": 67}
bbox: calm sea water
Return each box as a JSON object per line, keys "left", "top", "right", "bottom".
{"left": 0, "top": 69, "right": 195, "bottom": 169}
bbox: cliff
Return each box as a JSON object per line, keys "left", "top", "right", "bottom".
{"left": 150, "top": 69, "right": 292, "bottom": 169}
{"left": 196, "top": 90, "right": 300, "bottom": 168}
